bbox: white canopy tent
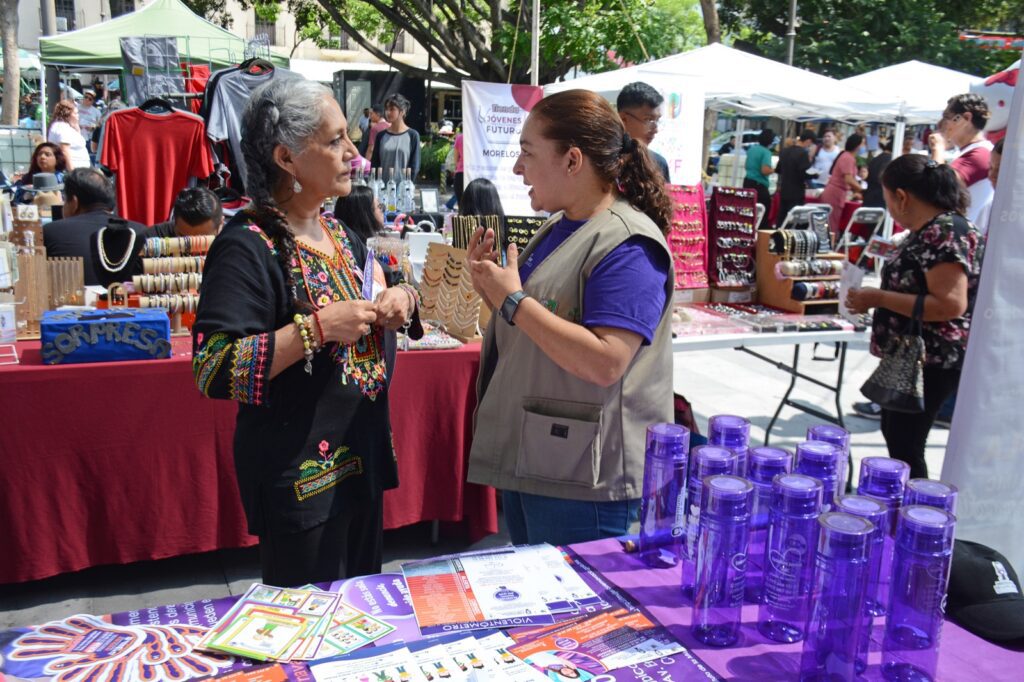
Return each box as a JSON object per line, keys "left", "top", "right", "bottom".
{"left": 841, "top": 60, "right": 982, "bottom": 125}
{"left": 546, "top": 43, "right": 894, "bottom": 122}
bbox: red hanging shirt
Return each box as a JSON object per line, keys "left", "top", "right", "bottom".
{"left": 101, "top": 108, "right": 215, "bottom": 225}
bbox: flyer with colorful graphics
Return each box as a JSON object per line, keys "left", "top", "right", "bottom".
{"left": 318, "top": 601, "right": 395, "bottom": 657}
{"left": 307, "top": 641, "right": 428, "bottom": 682}
{"left": 402, "top": 548, "right": 554, "bottom": 634}
{"left": 508, "top": 610, "right": 685, "bottom": 678}
{"left": 510, "top": 545, "right": 603, "bottom": 613}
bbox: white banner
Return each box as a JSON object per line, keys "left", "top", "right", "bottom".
{"left": 941, "top": 53, "right": 1024, "bottom": 572}
{"left": 462, "top": 81, "right": 545, "bottom": 216}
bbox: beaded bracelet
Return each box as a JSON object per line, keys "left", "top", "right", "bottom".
{"left": 293, "top": 313, "right": 315, "bottom": 375}
{"left": 312, "top": 310, "right": 326, "bottom": 348}
{"left": 395, "top": 283, "right": 420, "bottom": 314}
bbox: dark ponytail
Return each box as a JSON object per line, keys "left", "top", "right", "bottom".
{"left": 618, "top": 135, "right": 673, "bottom": 234}
{"left": 881, "top": 154, "right": 969, "bottom": 215}
{"left": 531, "top": 89, "right": 673, "bottom": 234}
{"left": 240, "top": 78, "right": 333, "bottom": 313}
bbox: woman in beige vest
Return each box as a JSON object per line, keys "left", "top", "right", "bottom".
{"left": 466, "top": 89, "right": 676, "bottom": 545}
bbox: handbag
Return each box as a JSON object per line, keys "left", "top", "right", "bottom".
{"left": 861, "top": 293, "right": 926, "bottom": 413}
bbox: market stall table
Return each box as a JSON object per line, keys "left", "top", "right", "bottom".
{"left": 0, "top": 337, "right": 496, "bottom": 585}
{"left": 0, "top": 538, "right": 1017, "bottom": 681}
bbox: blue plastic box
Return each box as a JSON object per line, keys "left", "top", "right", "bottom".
{"left": 40, "top": 308, "right": 172, "bottom": 365}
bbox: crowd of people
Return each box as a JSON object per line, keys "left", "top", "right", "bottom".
{"left": 6, "top": 70, "right": 1002, "bottom": 587}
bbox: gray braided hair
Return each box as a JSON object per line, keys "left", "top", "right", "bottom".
{"left": 240, "top": 77, "right": 332, "bottom": 312}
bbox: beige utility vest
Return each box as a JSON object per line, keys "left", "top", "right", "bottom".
{"left": 468, "top": 198, "right": 674, "bottom": 501}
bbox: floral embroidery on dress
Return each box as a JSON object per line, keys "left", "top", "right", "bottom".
{"left": 294, "top": 439, "right": 364, "bottom": 501}
{"left": 296, "top": 216, "right": 388, "bottom": 398}
{"left": 246, "top": 223, "right": 278, "bottom": 255}
{"left": 229, "top": 333, "right": 270, "bottom": 405}
{"left": 871, "top": 212, "right": 984, "bottom": 370}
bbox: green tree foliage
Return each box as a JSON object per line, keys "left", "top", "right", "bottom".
{"left": 282, "top": 0, "right": 705, "bottom": 86}
{"left": 182, "top": 0, "right": 234, "bottom": 29}
{"left": 718, "top": 0, "right": 1021, "bottom": 78}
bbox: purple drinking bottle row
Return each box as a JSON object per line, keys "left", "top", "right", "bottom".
{"left": 835, "top": 494, "right": 888, "bottom": 672}
{"left": 758, "top": 473, "right": 824, "bottom": 643}
{"left": 903, "top": 479, "right": 958, "bottom": 514}
{"left": 708, "top": 414, "right": 751, "bottom": 476}
{"left": 858, "top": 456, "right": 910, "bottom": 617}
{"left": 794, "top": 440, "right": 843, "bottom": 512}
{"left": 637, "top": 423, "right": 690, "bottom": 568}
{"left": 807, "top": 424, "right": 851, "bottom": 493}
{"left": 682, "top": 445, "right": 740, "bottom": 599}
{"left": 799, "top": 512, "right": 876, "bottom": 681}
{"left": 882, "top": 506, "right": 957, "bottom": 682}
{"left": 745, "top": 447, "right": 793, "bottom": 604}
{"left": 691, "top": 475, "right": 753, "bottom": 647}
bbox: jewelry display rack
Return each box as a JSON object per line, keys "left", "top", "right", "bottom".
{"left": 667, "top": 184, "right": 708, "bottom": 290}
{"left": 707, "top": 187, "right": 758, "bottom": 289}
{"left": 136, "top": 235, "right": 214, "bottom": 333}
{"left": 756, "top": 231, "right": 845, "bottom": 314}
{"left": 417, "top": 242, "right": 487, "bottom": 342}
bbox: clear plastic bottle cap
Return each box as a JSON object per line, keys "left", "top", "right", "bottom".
{"left": 702, "top": 474, "right": 754, "bottom": 518}
{"left": 807, "top": 424, "right": 850, "bottom": 451}
{"left": 690, "top": 445, "right": 738, "bottom": 479}
{"left": 818, "top": 512, "right": 874, "bottom": 559}
{"left": 896, "top": 505, "right": 956, "bottom": 553}
{"left": 708, "top": 414, "right": 751, "bottom": 447}
{"left": 859, "top": 458, "right": 910, "bottom": 498}
{"left": 645, "top": 423, "right": 689, "bottom": 461}
{"left": 747, "top": 446, "right": 792, "bottom": 485}
{"left": 795, "top": 441, "right": 842, "bottom": 477}
{"left": 903, "top": 479, "right": 959, "bottom": 513}
{"left": 836, "top": 495, "right": 888, "bottom": 529}
{"left": 771, "top": 473, "right": 824, "bottom": 516}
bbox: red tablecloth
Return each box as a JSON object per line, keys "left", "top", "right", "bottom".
{"left": 0, "top": 337, "right": 496, "bottom": 584}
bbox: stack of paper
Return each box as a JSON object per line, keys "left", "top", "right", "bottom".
{"left": 195, "top": 584, "right": 393, "bottom": 662}
{"left": 401, "top": 544, "right": 603, "bottom": 635}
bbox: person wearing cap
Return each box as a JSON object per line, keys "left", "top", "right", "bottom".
{"left": 78, "top": 91, "right": 102, "bottom": 142}
{"left": 774, "top": 130, "right": 816, "bottom": 227}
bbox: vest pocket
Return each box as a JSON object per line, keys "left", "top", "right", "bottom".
{"left": 516, "top": 397, "right": 602, "bottom": 487}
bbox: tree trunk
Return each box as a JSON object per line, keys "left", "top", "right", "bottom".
{"left": 699, "top": 0, "right": 721, "bottom": 176}
{"left": 0, "top": 0, "right": 20, "bottom": 126}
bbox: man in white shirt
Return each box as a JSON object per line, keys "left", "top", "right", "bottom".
{"left": 808, "top": 129, "right": 839, "bottom": 188}
{"left": 929, "top": 93, "right": 994, "bottom": 225}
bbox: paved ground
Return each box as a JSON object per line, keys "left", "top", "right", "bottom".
{"left": 0, "top": 341, "right": 951, "bottom": 629}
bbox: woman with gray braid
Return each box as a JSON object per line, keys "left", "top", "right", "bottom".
{"left": 192, "top": 77, "right": 421, "bottom": 585}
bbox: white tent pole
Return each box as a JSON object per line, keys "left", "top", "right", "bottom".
{"left": 884, "top": 108, "right": 907, "bottom": 240}
{"left": 530, "top": 0, "right": 539, "bottom": 86}
{"left": 40, "top": 72, "right": 48, "bottom": 133}
{"left": 733, "top": 118, "right": 747, "bottom": 187}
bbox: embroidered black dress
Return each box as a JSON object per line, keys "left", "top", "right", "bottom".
{"left": 192, "top": 213, "right": 398, "bottom": 539}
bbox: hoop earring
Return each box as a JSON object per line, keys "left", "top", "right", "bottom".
{"left": 293, "top": 176, "right": 303, "bottom": 194}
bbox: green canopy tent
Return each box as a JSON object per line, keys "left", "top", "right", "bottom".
{"left": 39, "top": 0, "right": 289, "bottom": 70}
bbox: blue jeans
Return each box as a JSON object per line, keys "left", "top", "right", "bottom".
{"left": 502, "top": 490, "right": 640, "bottom": 546}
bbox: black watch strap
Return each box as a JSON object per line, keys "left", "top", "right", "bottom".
{"left": 500, "top": 290, "right": 529, "bottom": 325}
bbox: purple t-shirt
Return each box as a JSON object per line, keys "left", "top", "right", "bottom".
{"left": 519, "top": 216, "right": 669, "bottom": 344}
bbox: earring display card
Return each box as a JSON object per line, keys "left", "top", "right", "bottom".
{"left": 418, "top": 242, "right": 483, "bottom": 342}
{"left": 504, "top": 215, "right": 547, "bottom": 253}
{"left": 707, "top": 187, "right": 758, "bottom": 288}
{"left": 666, "top": 184, "right": 708, "bottom": 290}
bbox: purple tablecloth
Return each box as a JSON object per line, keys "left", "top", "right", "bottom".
{"left": 572, "top": 538, "right": 1023, "bottom": 681}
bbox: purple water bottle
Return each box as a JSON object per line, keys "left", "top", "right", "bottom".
{"left": 708, "top": 414, "right": 751, "bottom": 476}
{"left": 745, "top": 447, "right": 794, "bottom": 604}
{"left": 799, "top": 512, "right": 875, "bottom": 681}
{"left": 757, "top": 473, "right": 824, "bottom": 643}
{"left": 858, "top": 457, "right": 910, "bottom": 616}
{"left": 807, "top": 423, "right": 851, "bottom": 491}
{"left": 681, "top": 445, "right": 740, "bottom": 600}
{"left": 638, "top": 423, "right": 690, "bottom": 568}
{"left": 835, "top": 495, "right": 888, "bottom": 672}
{"left": 691, "top": 475, "right": 753, "bottom": 647}
{"left": 795, "top": 441, "right": 842, "bottom": 512}
{"left": 903, "top": 479, "right": 958, "bottom": 515}
{"left": 882, "top": 506, "right": 957, "bottom": 682}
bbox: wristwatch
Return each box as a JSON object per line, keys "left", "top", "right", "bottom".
{"left": 499, "top": 290, "right": 529, "bottom": 326}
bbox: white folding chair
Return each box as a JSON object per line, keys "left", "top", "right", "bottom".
{"left": 780, "top": 204, "right": 832, "bottom": 229}
{"left": 407, "top": 232, "right": 445, "bottom": 285}
{"left": 755, "top": 203, "right": 767, "bottom": 230}
{"left": 840, "top": 206, "right": 888, "bottom": 262}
